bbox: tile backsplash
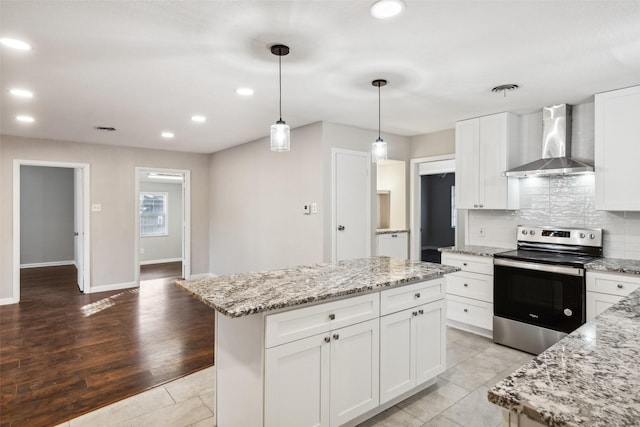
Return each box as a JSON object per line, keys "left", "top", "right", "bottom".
{"left": 467, "top": 174, "right": 640, "bottom": 260}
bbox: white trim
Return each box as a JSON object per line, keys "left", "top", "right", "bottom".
{"left": 189, "top": 272, "right": 217, "bottom": 279}
{"left": 13, "top": 160, "right": 91, "bottom": 302}
{"left": 409, "top": 155, "right": 455, "bottom": 260}
{"left": 0, "top": 298, "right": 19, "bottom": 306}
{"left": 139, "top": 257, "right": 182, "bottom": 266}
{"left": 87, "top": 281, "right": 137, "bottom": 294}
{"left": 134, "top": 167, "right": 191, "bottom": 283}
{"left": 20, "top": 260, "right": 75, "bottom": 269}
{"left": 331, "top": 149, "right": 371, "bottom": 263}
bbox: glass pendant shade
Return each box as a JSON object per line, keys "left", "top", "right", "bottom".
{"left": 271, "top": 120, "right": 290, "bottom": 152}
{"left": 372, "top": 137, "right": 388, "bottom": 162}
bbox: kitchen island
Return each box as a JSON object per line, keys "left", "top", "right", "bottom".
{"left": 177, "top": 257, "right": 458, "bottom": 427}
{"left": 488, "top": 287, "right": 640, "bottom": 426}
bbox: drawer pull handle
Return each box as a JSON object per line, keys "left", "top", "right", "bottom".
{"left": 333, "top": 334, "right": 340, "bottom": 340}
{"left": 324, "top": 337, "right": 331, "bottom": 343}
{"left": 463, "top": 262, "right": 468, "bottom": 266}
{"left": 463, "top": 283, "right": 468, "bottom": 287}
{"left": 617, "top": 284, "right": 623, "bottom": 289}
{"left": 329, "top": 314, "right": 336, "bottom": 320}
{"left": 418, "top": 309, "right": 424, "bottom": 315}
{"left": 412, "top": 311, "right": 418, "bottom": 316}
{"left": 415, "top": 293, "right": 421, "bottom": 298}
{"left": 463, "top": 308, "right": 468, "bottom": 313}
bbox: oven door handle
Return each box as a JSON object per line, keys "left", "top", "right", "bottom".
{"left": 494, "top": 258, "right": 584, "bottom": 276}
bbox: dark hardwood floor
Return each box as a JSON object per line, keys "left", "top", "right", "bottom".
{"left": 140, "top": 261, "right": 182, "bottom": 281}
{"left": 0, "top": 265, "right": 214, "bottom": 427}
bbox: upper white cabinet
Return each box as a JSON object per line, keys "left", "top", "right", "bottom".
{"left": 455, "top": 112, "right": 520, "bottom": 210}
{"left": 595, "top": 85, "right": 640, "bottom": 211}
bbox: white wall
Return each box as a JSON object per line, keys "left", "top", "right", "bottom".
{"left": 376, "top": 160, "right": 406, "bottom": 230}
{"left": 209, "top": 122, "right": 324, "bottom": 275}
{"left": 409, "top": 129, "right": 455, "bottom": 159}
{"left": 20, "top": 166, "right": 75, "bottom": 265}
{"left": 0, "top": 134, "right": 210, "bottom": 300}
{"left": 139, "top": 181, "right": 182, "bottom": 264}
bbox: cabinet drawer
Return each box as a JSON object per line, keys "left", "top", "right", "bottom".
{"left": 265, "top": 293, "right": 379, "bottom": 348}
{"left": 446, "top": 272, "right": 493, "bottom": 303}
{"left": 586, "top": 271, "right": 640, "bottom": 296}
{"left": 441, "top": 253, "right": 493, "bottom": 275}
{"left": 380, "top": 279, "right": 445, "bottom": 316}
{"left": 586, "top": 291, "right": 624, "bottom": 321}
{"left": 446, "top": 294, "right": 493, "bottom": 330}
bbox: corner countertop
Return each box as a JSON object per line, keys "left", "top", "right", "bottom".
{"left": 488, "top": 287, "right": 640, "bottom": 426}
{"left": 176, "top": 257, "right": 458, "bottom": 318}
{"left": 376, "top": 228, "right": 409, "bottom": 235}
{"left": 438, "top": 245, "right": 512, "bottom": 257}
{"left": 585, "top": 257, "right": 640, "bottom": 275}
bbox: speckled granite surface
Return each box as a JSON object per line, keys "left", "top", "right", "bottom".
{"left": 176, "top": 257, "right": 458, "bottom": 318}
{"left": 376, "top": 229, "right": 409, "bottom": 235}
{"left": 585, "top": 257, "right": 640, "bottom": 275}
{"left": 438, "top": 245, "right": 512, "bottom": 257}
{"left": 488, "top": 287, "right": 640, "bottom": 426}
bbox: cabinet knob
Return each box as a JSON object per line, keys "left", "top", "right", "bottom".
{"left": 463, "top": 262, "right": 468, "bottom": 266}
{"left": 415, "top": 292, "right": 421, "bottom": 298}
{"left": 617, "top": 284, "right": 623, "bottom": 289}
{"left": 463, "top": 283, "right": 468, "bottom": 287}
{"left": 412, "top": 311, "right": 418, "bottom": 316}
{"left": 392, "top": 234, "right": 397, "bottom": 237}
{"left": 418, "top": 309, "right": 424, "bottom": 315}
{"left": 329, "top": 314, "right": 335, "bottom": 320}
{"left": 324, "top": 337, "right": 331, "bottom": 343}
{"left": 333, "top": 334, "right": 340, "bottom": 340}
{"left": 463, "top": 308, "right": 468, "bottom": 313}
{"left": 479, "top": 204, "right": 484, "bottom": 208}
{"left": 474, "top": 204, "right": 478, "bottom": 208}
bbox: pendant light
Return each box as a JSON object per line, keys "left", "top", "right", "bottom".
{"left": 371, "top": 79, "right": 388, "bottom": 163}
{"left": 270, "top": 44, "right": 290, "bottom": 152}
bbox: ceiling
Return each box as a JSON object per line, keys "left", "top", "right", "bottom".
{"left": 2, "top": 1, "right": 640, "bottom": 154}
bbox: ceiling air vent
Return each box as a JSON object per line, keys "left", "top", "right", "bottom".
{"left": 94, "top": 126, "right": 116, "bottom": 131}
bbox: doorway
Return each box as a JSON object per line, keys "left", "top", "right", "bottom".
{"left": 420, "top": 173, "right": 455, "bottom": 263}
{"left": 134, "top": 168, "right": 191, "bottom": 283}
{"left": 12, "top": 160, "right": 90, "bottom": 302}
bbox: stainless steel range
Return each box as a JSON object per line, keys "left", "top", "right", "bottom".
{"left": 493, "top": 225, "right": 603, "bottom": 355}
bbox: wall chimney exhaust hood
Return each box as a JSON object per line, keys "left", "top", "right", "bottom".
{"left": 504, "top": 104, "right": 594, "bottom": 178}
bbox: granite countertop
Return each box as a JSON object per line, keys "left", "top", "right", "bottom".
{"left": 376, "top": 228, "right": 409, "bottom": 235}
{"left": 488, "top": 287, "right": 640, "bottom": 426}
{"left": 176, "top": 257, "right": 458, "bottom": 318}
{"left": 585, "top": 257, "right": 640, "bottom": 275}
{"left": 438, "top": 245, "right": 512, "bottom": 257}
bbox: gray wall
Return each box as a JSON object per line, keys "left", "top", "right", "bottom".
{"left": 139, "top": 181, "right": 182, "bottom": 263}
{"left": 410, "top": 129, "right": 455, "bottom": 159}
{"left": 0, "top": 134, "right": 210, "bottom": 299}
{"left": 20, "top": 166, "right": 75, "bottom": 265}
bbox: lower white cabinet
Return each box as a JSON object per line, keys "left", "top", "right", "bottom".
{"left": 586, "top": 271, "right": 640, "bottom": 321}
{"left": 265, "top": 318, "right": 379, "bottom": 427}
{"left": 379, "top": 299, "right": 446, "bottom": 404}
{"left": 376, "top": 232, "right": 408, "bottom": 259}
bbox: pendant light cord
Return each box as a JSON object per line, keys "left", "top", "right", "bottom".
{"left": 278, "top": 54, "right": 283, "bottom": 122}
{"left": 378, "top": 83, "right": 381, "bottom": 139}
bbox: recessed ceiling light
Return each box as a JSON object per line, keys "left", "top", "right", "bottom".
{"left": 370, "top": 0, "right": 405, "bottom": 19}
{"left": 161, "top": 131, "right": 174, "bottom": 139}
{"left": 0, "top": 38, "right": 31, "bottom": 50}
{"left": 191, "top": 115, "right": 206, "bottom": 123}
{"left": 10, "top": 88, "right": 34, "bottom": 98}
{"left": 16, "top": 115, "right": 35, "bottom": 123}
{"left": 236, "top": 87, "right": 254, "bottom": 96}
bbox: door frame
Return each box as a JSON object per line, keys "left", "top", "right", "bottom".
{"left": 12, "top": 159, "right": 91, "bottom": 302}
{"left": 409, "top": 155, "right": 456, "bottom": 260}
{"left": 134, "top": 167, "right": 191, "bottom": 283}
{"left": 331, "top": 149, "right": 371, "bottom": 262}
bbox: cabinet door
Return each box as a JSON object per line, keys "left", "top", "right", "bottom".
{"left": 416, "top": 300, "right": 446, "bottom": 385}
{"left": 479, "top": 114, "right": 507, "bottom": 209}
{"left": 377, "top": 233, "right": 408, "bottom": 259}
{"left": 586, "top": 291, "right": 624, "bottom": 321}
{"left": 455, "top": 118, "right": 480, "bottom": 209}
{"left": 330, "top": 319, "right": 379, "bottom": 427}
{"left": 380, "top": 308, "right": 416, "bottom": 404}
{"left": 595, "top": 85, "right": 640, "bottom": 210}
{"left": 265, "top": 333, "right": 330, "bottom": 427}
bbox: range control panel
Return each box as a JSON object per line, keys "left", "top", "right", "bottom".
{"left": 517, "top": 226, "right": 603, "bottom": 247}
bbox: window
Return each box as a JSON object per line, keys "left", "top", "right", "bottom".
{"left": 140, "top": 192, "right": 168, "bottom": 236}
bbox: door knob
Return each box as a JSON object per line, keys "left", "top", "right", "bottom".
{"left": 338, "top": 225, "right": 345, "bottom": 231}
{"left": 73, "top": 232, "right": 79, "bottom": 236}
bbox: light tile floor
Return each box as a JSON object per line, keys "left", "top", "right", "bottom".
{"left": 55, "top": 327, "right": 532, "bottom": 427}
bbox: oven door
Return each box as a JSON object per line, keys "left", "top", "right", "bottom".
{"left": 494, "top": 258, "right": 585, "bottom": 333}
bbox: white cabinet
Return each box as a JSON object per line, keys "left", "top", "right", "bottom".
{"left": 595, "top": 85, "right": 640, "bottom": 211}
{"left": 379, "top": 282, "right": 446, "bottom": 404}
{"left": 441, "top": 252, "right": 494, "bottom": 336}
{"left": 455, "top": 112, "right": 520, "bottom": 210}
{"left": 586, "top": 271, "right": 640, "bottom": 320}
{"left": 376, "top": 232, "right": 408, "bottom": 259}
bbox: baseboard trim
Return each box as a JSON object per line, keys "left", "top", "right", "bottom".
{"left": 447, "top": 319, "right": 493, "bottom": 339}
{"left": 88, "top": 281, "right": 137, "bottom": 294}
{"left": 188, "top": 273, "right": 217, "bottom": 279}
{"left": 20, "top": 260, "right": 75, "bottom": 269}
{"left": 0, "top": 298, "right": 19, "bottom": 306}
{"left": 139, "top": 258, "right": 182, "bottom": 266}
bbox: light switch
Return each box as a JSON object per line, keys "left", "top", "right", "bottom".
{"left": 303, "top": 204, "right": 311, "bottom": 215}
{"left": 91, "top": 203, "right": 102, "bottom": 212}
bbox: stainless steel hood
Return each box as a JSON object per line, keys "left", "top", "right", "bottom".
{"left": 504, "top": 104, "right": 594, "bottom": 177}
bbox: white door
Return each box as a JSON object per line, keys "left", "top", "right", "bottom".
{"left": 264, "top": 333, "right": 330, "bottom": 427}
{"left": 415, "top": 300, "right": 446, "bottom": 385}
{"left": 73, "top": 168, "right": 84, "bottom": 292}
{"left": 333, "top": 150, "right": 370, "bottom": 262}
{"left": 379, "top": 308, "right": 415, "bottom": 404}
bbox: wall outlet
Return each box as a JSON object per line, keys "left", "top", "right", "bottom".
{"left": 311, "top": 202, "right": 318, "bottom": 214}
{"left": 91, "top": 203, "right": 101, "bottom": 212}
{"left": 478, "top": 227, "right": 485, "bottom": 238}
{"left": 140, "top": 248, "right": 145, "bottom": 255}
